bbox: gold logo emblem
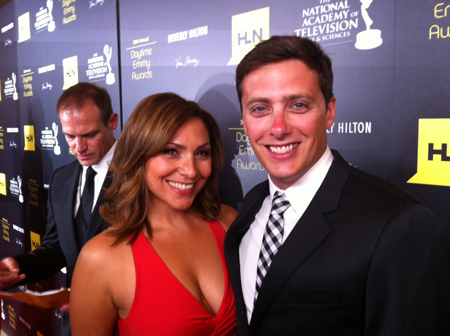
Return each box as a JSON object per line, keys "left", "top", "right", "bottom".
{"left": 24, "top": 125, "right": 35, "bottom": 151}
{"left": 408, "top": 119, "right": 450, "bottom": 187}
{"left": 30, "top": 231, "right": 41, "bottom": 251}
{"left": 0, "top": 173, "right": 6, "bottom": 195}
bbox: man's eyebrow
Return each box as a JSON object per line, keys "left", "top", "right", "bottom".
{"left": 62, "top": 130, "right": 100, "bottom": 137}
{"left": 245, "top": 97, "right": 270, "bottom": 107}
{"left": 284, "top": 94, "right": 315, "bottom": 102}
{"left": 245, "top": 94, "right": 315, "bottom": 107}
{"left": 80, "top": 130, "right": 100, "bottom": 137}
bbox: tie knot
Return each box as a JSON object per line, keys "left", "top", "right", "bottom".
{"left": 86, "top": 166, "right": 97, "bottom": 183}
{"left": 271, "top": 191, "right": 290, "bottom": 214}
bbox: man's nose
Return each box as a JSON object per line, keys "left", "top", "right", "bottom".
{"left": 74, "top": 137, "right": 87, "bottom": 153}
{"left": 271, "top": 111, "right": 290, "bottom": 138}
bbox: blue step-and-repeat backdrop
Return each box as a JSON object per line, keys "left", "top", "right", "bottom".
{"left": 0, "top": 0, "right": 449, "bottom": 334}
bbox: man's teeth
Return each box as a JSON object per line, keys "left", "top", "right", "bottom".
{"left": 269, "top": 143, "right": 297, "bottom": 154}
{"left": 168, "top": 182, "right": 194, "bottom": 190}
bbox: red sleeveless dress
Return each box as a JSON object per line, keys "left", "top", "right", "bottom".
{"left": 117, "top": 220, "right": 237, "bottom": 336}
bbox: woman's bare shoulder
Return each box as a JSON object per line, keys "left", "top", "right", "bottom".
{"left": 71, "top": 230, "right": 133, "bottom": 335}
{"left": 217, "top": 204, "right": 239, "bottom": 232}
{"left": 78, "top": 230, "right": 129, "bottom": 268}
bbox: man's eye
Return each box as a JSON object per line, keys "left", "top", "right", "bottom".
{"left": 254, "top": 106, "right": 266, "bottom": 112}
{"left": 294, "top": 102, "right": 305, "bottom": 108}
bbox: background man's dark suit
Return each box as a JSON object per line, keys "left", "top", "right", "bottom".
{"left": 225, "top": 150, "right": 450, "bottom": 336}
{"left": 14, "top": 159, "right": 111, "bottom": 334}
{"left": 0, "top": 82, "right": 118, "bottom": 336}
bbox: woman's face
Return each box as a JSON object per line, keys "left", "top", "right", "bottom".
{"left": 145, "top": 117, "right": 212, "bottom": 212}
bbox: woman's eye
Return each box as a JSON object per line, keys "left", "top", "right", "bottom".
{"left": 163, "top": 149, "right": 177, "bottom": 155}
{"left": 198, "top": 150, "right": 210, "bottom": 157}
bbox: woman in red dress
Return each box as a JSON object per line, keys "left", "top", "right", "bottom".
{"left": 70, "top": 93, "right": 237, "bottom": 335}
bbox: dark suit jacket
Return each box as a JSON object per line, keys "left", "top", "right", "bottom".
{"left": 225, "top": 150, "right": 450, "bottom": 336}
{"left": 15, "top": 159, "right": 111, "bottom": 336}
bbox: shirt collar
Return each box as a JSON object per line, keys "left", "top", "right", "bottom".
{"left": 268, "top": 146, "right": 334, "bottom": 212}
{"left": 82, "top": 139, "right": 117, "bottom": 175}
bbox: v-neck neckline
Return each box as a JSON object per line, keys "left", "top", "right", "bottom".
{"left": 143, "top": 220, "right": 228, "bottom": 319}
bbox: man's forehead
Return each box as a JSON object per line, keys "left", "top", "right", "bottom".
{"left": 61, "top": 100, "right": 94, "bottom": 112}
{"left": 60, "top": 103, "right": 101, "bottom": 119}
{"left": 242, "top": 61, "right": 321, "bottom": 93}
{"left": 60, "top": 109, "right": 103, "bottom": 132}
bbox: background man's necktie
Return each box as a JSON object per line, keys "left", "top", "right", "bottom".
{"left": 81, "top": 166, "right": 96, "bottom": 225}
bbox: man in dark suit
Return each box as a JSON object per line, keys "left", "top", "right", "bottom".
{"left": 224, "top": 36, "right": 450, "bottom": 335}
{"left": 0, "top": 82, "right": 118, "bottom": 335}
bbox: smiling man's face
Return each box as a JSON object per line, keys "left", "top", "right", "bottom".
{"left": 241, "top": 59, "right": 336, "bottom": 190}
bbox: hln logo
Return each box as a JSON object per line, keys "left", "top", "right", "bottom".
{"left": 238, "top": 29, "right": 263, "bottom": 46}
{"left": 408, "top": 119, "right": 450, "bottom": 187}
{"left": 63, "top": 55, "right": 79, "bottom": 90}
{"left": 428, "top": 143, "right": 450, "bottom": 161}
{"left": 228, "top": 7, "right": 270, "bottom": 66}
{"left": 23, "top": 125, "right": 36, "bottom": 151}
{"left": 66, "top": 69, "right": 76, "bottom": 77}
{"left": 24, "top": 125, "right": 35, "bottom": 151}
{"left": 30, "top": 231, "right": 41, "bottom": 251}
{"left": 0, "top": 173, "right": 6, "bottom": 196}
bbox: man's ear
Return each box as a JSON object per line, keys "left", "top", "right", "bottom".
{"left": 109, "top": 113, "right": 119, "bottom": 131}
{"left": 242, "top": 118, "right": 247, "bottom": 135}
{"left": 326, "top": 96, "right": 336, "bottom": 129}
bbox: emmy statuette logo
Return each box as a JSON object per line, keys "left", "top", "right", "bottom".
{"left": 17, "top": 175, "right": 23, "bottom": 203}
{"left": 53, "top": 122, "right": 61, "bottom": 155}
{"left": 12, "top": 73, "right": 18, "bottom": 100}
{"left": 355, "top": 0, "right": 383, "bottom": 50}
{"left": 47, "top": 0, "right": 55, "bottom": 32}
{"left": 104, "top": 44, "right": 115, "bottom": 85}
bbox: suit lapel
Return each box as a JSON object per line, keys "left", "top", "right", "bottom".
{"left": 248, "top": 150, "right": 351, "bottom": 335}
{"left": 56, "top": 162, "right": 83, "bottom": 254}
{"left": 226, "top": 181, "right": 270, "bottom": 253}
{"left": 85, "top": 171, "right": 112, "bottom": 241}
{"left": 225, "top": 181, "right": 269, "bottom": 336}
{"left": 248, "top": 199, "right": 331, "bottom": 333}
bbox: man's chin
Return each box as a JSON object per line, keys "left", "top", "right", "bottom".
{"left": 76, "top": 156, "right": 95, "bottom": 166}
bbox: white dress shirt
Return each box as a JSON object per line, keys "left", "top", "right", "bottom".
{"left": 239, "top": 146, "right": 334, "bottom": 322}
{"left": 74, "top": 140, "right": 117, "bottom": 217}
